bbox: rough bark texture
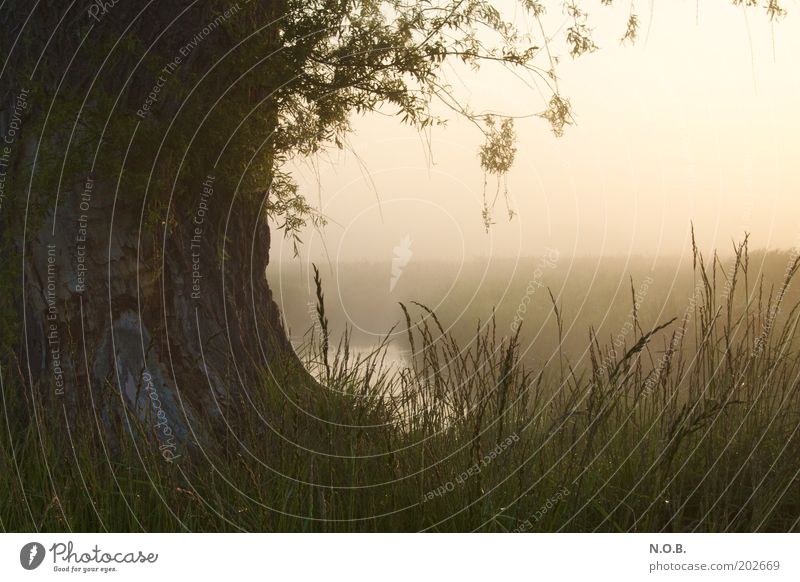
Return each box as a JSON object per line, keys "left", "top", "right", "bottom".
{"left": 2, "top": 0, "right": 301, "bottom": 452}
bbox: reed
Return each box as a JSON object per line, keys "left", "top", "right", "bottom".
{"left": 2, "top": 240, "right": 799, "bottom": 532}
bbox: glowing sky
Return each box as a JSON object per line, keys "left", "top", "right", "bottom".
{"left": 273, "top": 1, "right": 800, "bottom": 264}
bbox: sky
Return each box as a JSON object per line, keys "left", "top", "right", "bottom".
{"left": 271, "top": 0, "right": 800, "bottom": 266}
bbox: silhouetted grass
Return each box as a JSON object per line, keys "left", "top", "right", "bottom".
{"left": 2, "top": 239, "right": 799, "bottom": 532}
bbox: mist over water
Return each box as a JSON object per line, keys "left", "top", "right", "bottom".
{"left": 270, "top": 250, "right": 800, "bottom": 367}
{"left": 267, "top": 2, "right": 800, "bottom": 362}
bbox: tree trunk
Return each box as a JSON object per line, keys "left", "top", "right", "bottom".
{"left": 21, "top": 175, "right": 299, "bottom": 450}
{"left": 2, "top": 0, "right": 302, "bottom": 456}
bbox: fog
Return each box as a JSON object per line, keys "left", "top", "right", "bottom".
{"left": 269, "top": 1, "right": 799, "bottom": 267}
{"left": 266, "top": 2, "right": 800, "bottom": 354}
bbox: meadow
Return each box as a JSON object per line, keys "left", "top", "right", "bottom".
{"left": 2, "top": 239, "right": 799, "bottom": 532}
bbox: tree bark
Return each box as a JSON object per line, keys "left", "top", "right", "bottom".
{"left": 2, "top": 0, "right": 301, "bottom": 455}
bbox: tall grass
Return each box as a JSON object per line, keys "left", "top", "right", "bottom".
{"left": 2, "top": 240, "right": 799, "bottom": 532}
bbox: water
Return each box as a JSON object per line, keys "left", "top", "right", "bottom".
{"left": 350, "top": 341, "right": 410, "bottom": 371}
